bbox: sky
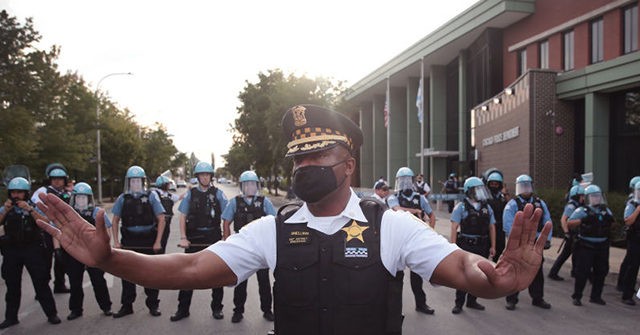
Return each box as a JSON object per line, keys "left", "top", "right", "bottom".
{"left": 1, "top": 0, "right": 477, "bottom": 168}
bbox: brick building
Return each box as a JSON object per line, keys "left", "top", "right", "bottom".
{"left": 345, "top": 0, "right": 640, "bottom": 192}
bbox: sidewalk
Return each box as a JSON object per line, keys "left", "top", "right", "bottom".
{"left": 430, "top": 205, "right": 629, "bottom": 287}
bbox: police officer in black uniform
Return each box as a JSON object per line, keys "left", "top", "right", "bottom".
{"left": 31, "top": 163, "right": 71, "bottom": 293}
{"left": 450, "top": 177, "right": 496, "bottom": 314}
{"left": 63, "top": 182, "right": 113, "bottom": 320}
{"left": 484, "top": 171, "right": 507, "bottom": 261}
{"left": 567, "top": 184, "right": 613, "bottom": 306}
{"left": 621, "top": 181, "right": 640, "bottom": 305}
{"left": 153, "top": 175, "right": 182, "bottom": 252}
{"left": 221, "top": 170, "right": 276, "bottom": 323}
{"left": 111, "top": 165, "right": 166, "bottom": 318}
{"left": 0, "top": 177, "right": 61, "bottom": 329}
{"left": 548, "top": 185, "right": 584, "bottom": 281}
{"left": 171, "top": 161, "right": 228, "bottom": 321}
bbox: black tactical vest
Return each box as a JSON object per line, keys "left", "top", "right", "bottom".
{"left": 186, "top": 187, "right": 222, "bottom": 243}
{"left": 460, "top": 199, "right": 491, "bottom": 236}
{"left": 1, "top": 206, "right": 41, "bottom": 245}
{"left": 155, "top": 190, "right": 174, "bottom": 216}
{"left": 629, "top": 201, "right": 640, "bottom": 238}
{"left": 233, "top": 195, "right": 265, "bottom": 232}
{"left": 120, "top": 192, "right": 157, "bottom": 246}
{"left": 77, "top": 208, "right": 96, "bottom": 226}
{"left": 396, "top": 191, "right": 422, "bottom": 219}
{"left": 580, "top": 206, "right": 613, "bottom": 239}
{"left": 515, "top": 196, "right": 545, "bottom": 232}
{"left": 273, "top": 199, "right": 404, "bottom": 335}
{"left": 486, "top": 192, "right": 506, "bottom": 225}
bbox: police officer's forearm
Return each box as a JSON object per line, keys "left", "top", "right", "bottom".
{"left": 567, "top": 219, "right": 581, "bottom": 229}
{"left": 450, "top": 221, "right": 458, "bottom": 243}
{"left": 433, "top": 250, "right": 509, "bottom": 298}
{"left": 428, "top": 213, "right": 436, "bottom": 228}
{"left": 222, "top": 220, "right": 231, "bottom": 240}
{"left": 98, "top": 248, "right": 238, "bottom": 290}
{"left": 179, "top": 215, "right": 187, "bottom": 238}
{"left": 560, "top": 215, "right": 569, "bottom": 233}
{"left": 154, "top": 215, "right": 165, "bottom": 245}
{"left": 112, "top": 216, "right": 120, "bottom": 244}
{"left": 625, "top": 207, "right": 640, "bottom": 225}
{"left": 490, "top": 225, "right": 496, "bottom": 250}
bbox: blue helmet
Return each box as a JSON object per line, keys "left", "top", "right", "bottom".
{"left": 73, "top": 182, "right": 93, "bottom": 195}
{"left": 584, "top": 184, "right": 601, "bottom": 195}
{"left": 569, "top": 185, "right": 585, "bottom": 197}
{"left": 515, "top": 174, "right": 533, "bottom": 184}
{"left": 8, "top": 177, "right": 30, "bottom": 191}
{"left": 45, "top": 163, "right": 67, "bottom": 177}
{"left": 155, "top": 175, "right": 171, "bottom": 187}
{"left": 193, "top": 162, "right": 214, "bottom": 175}
{"left": 396, "top": 167, "right": 414, "bottom": 178}
{"left": 515, "top": 174, "right": 534, "bottom": 196}
{"left": 126, "top": 165, "right": 146, "bottom": 179}
{"left": 630, "top": 176, "right": 640, "bottom": 189}
{"left": 239, "top": 171, "right": 259, "bottom": 183}
{"left": 48, "top": 168, "right": 68, "bottom": 178}
{"left": 463, "top": 177, "right": 484, "bottom": 192}
{"left": 487, "top": 172, "right": 503, "bottom": 183}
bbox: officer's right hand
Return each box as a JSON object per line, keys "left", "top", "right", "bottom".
{"left": 178, "top": 238, "right": 190, "bottom": 248}
{"left": 114, "top": 241, "right": 122, "bottom": 249}
{"left": 35, "top": 193, "right": 112, "bottom": 268}
{"left": 3, "top": 199, "right": 13, "bottom": 210}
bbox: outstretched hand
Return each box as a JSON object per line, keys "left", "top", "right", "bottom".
{"left": 477, "top": 203, "right": 551, "bottom": 295}
{"left": 35, "top": 193, "right": 112, "bottom": 267}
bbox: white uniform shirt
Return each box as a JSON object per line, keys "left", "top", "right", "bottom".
{"left": 208, "top": 189, "right": 458, "bottom": 285}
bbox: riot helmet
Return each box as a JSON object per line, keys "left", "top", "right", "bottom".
{"left": 630, "top": 176, "right": 640, "bottom": 190}
{"left": 515, "top": 174, "right": 534, "bottom": 199}
{"left": 464, "top": 177, "right": 490, "bottom": 202}
{"left": 633, "top": 182, "right": 640, "bottom": 203}
{"left": 193, "top": 161, "right": 214, "bottom": 187}
{"left": 395, "top": 167, "right": 415, "bottom": 196}
{"left": 155, "top": 175, "right": 171, "bottom": 191}
{"left": 124, "top": 165, "right": 147, "bottom": 194}
{"left": 569, "top": 185, "right": 585, "bottom": 203}
{"left": 7, "top": 177, "right": 30, "bottom": 200}
{"left": 486, "top": 171, "right": 504, "bottom": 193}
{"left": 584, "top": 184, "right": 606, "bottom": 208}
{"left": 71, "top": 182, "right": 95, "bottom": 211}
{"left": 239, "top": 170, "right": 260, "bottom": 196}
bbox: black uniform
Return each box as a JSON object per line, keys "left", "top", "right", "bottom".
{"left": 154, "top": 189, "right": 175, "bottom": 252}
{"left": 63, "top": 209, "right": 112, "bottom": 315}
{"left": 395, "top": 191, "right": 431, "bottom": 312}
{"left": 119, "top": 192, "right": 161, "bottom": 312}
{"left": 231, "top": 196, "right": 273, "bottom": 315}
{"left": 571, "top": 206, "right": 613, "bottom": 302}
{"left": 444, "top": 179, "right": 458, "bottom": 213}
{"left": 548, "top": 199, "right": 581, "bottom": 279}
{"left": 454, "top": 199, "right": 492, "bottom": 308}
{"left": 176, "top": 187, "right": 224, "bottom": 314}
{"left": 486, "top": 191, "right": 507, "bottom": 261}
{"left": 45, "top": 186, "right": 70, "bottom": 292}
{"left": 273, "top": 199, "right": 403, "bottom": 335}
{"left": 0, "top": 204, "right": 58, "bottom": 323}
{"left": 622, "top": 200, "right": 640, "bottom": 301}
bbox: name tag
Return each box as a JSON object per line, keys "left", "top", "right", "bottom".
{"left": 287, "top": 230, "right": 311, "bottom": 245}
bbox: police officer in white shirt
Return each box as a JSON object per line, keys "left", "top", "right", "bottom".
{"left": 37, "top": 104, "right": 551, "bottom": 335}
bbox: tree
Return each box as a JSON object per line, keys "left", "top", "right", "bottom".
{"left": 225, "top": 69, "right": 347, "bottom": 181}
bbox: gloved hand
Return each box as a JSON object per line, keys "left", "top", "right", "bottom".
{"left": 544, "top": 240, "right": 551, "bottom": 250}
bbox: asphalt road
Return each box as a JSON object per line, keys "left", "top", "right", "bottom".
{"left": 1, "top": 183, "right": 639, "bottom": 334}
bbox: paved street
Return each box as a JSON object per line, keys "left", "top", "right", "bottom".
{"left": 1, "top": 183, "right": 639, "bottom": 334}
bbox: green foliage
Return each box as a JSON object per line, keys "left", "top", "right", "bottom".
{"left": 225, "top": 69, "right": 347, "bottom": 180}
{"left": 0, "top": 10, "right": 186, "bottom": 197}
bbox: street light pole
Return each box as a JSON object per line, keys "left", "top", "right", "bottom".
{"left": 96, "top": 72, "right": 132, "bottom": 205}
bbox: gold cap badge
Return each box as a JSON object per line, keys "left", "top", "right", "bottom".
{"left": 293, "top": 105, "right": 307, "bottom": 127}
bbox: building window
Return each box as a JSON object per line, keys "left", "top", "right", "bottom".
{"left": 539, "top": 40, "right": 549, "bottom": 69}
{"left": 517, "top": 49, "right": 527, "bottom": 76}
{"left": 563, "top": 30, "right": 575, "bottom": 71}
{"left": 624, "top": 4, "right": 638, "bottom": 54}
{"left": 591, "top": 17, "right": 604, "bottom": 63}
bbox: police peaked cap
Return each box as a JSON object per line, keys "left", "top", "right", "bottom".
{"left": 281, "top": 104, "right": 363, "bottom": 157}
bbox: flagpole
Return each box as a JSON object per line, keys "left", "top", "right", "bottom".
{"left": 386, "top": 77, "right": 390, "bottom": 181}
{"left": 419, "top": 58, "right": 424, "bottom": 176}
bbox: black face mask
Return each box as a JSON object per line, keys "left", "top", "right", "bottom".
{"left": 292, "top": 160, "right": 347, "bottom": 203}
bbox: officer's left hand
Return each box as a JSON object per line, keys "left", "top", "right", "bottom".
{"left": 153, "top": 241, "right": 162, "bottom": 253}
{"left": 15, "top": 200, "right": 30, "bottom": 211}
{"left": 489, "top": 247, "right": 495, "bottom": 259}
{"left": 476, "top": 203, "right": 552, "bottom": 295}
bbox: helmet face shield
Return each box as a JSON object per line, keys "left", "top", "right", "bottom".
{"left": 469, "top": 185, "right": 491, "bottom": 202}
{"left": 634, "top": 188, "right": 640, "bottom": 203}
{"left": 125, "top": 177, "right": 146, "bottom": 194}
{"left": 241, "top": 181, "right": 259, "bottom": 196}
{"left": 515, "top": 181, "right": 533, "bottom": 197}
{"left": 395, "top": 176, "right": 414, "bottom": 192}
{"left": 71, "top": 194, "right": 93, "bottom": 211}
{"left": 586, "top": 192, "right": 606, "bottom": 207}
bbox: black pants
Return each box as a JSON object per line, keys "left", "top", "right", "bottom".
{"left": 410, "top": 271, "right": 427, "bottom": 307}
{"left": 507, "top": 258, "right": 545, "bottom": 304}
{"left": 63, "top": 251, "right": 112, "bottom": 313}
{"left": 494, "top": 228, "right": 505, "bottom": 262}
{"left": 622, "top": 236, "right": 640, "bottom": 299}
{"left": 456, "top": 237, "right": 489, "bottom": 307}
{"left": 549, "top": 233, "right": 576, "bottom": 277}
{"left": 120, "top": 247, "right": 159, "bottom": 310}
{"left": 233, "top": 268, "right": 272, "bottom": 313}
{"left": 1, "top": 243, "right": 58, "bottom": 321}
{"left": 572, "top": 239, "right": 609, "bottom": 300}
{"left": 618, "top": 234, "right": 632, "bottom": 289}
{"left": 176, "top": 245, "right": 223, "bottom": 313}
